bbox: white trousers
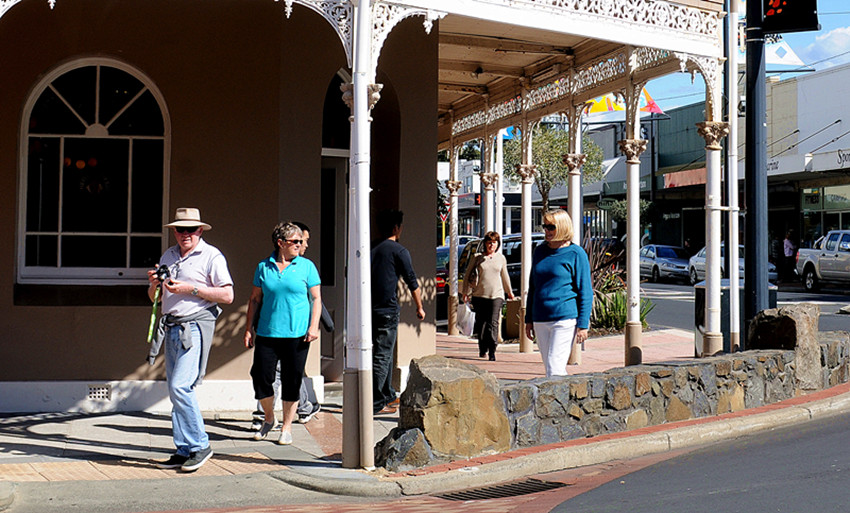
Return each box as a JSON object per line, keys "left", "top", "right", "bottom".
{"left": 535, "top": 318, "right": 577, "bottom": 377}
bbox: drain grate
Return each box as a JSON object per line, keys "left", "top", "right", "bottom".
{"left": 87, "top": 384, "right": 112, "bottom": 401}
{"left": 435, "top": 478, "right": 567, "bottom": 501}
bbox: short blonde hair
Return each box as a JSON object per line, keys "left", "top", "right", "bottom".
{"left": 542, "top": 209, "right": 574, "bottom": 242}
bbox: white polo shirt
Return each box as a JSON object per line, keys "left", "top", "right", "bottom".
{"left": 158, "top": 238, "right": 233, "bottom": 317}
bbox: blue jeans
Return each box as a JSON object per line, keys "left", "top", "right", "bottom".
{"left": 372, "top": 311, "right": 399, "bottom": 412}
{"left": 165, "top": 323, "right": 209, "bottom": 456}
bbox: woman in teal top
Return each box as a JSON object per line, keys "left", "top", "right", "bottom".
{"left": 525, "top": 209, "right": 593, "bottom": 377}
{"left": 243, "top": 222, "right": 321, "bottom": 445}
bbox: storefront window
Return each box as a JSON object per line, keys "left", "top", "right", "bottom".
{"left": 801, "top": 211, "right": 822, "bottom": 248}
{"left": 801, "top": 188, "right": 821, "bottom": 211}
{"left": 824, "top": 185, "right": 850, "bottom": 211}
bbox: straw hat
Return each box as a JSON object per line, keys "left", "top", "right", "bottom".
{"left": 164, "top": 208, "right": 212, "bottom": 231}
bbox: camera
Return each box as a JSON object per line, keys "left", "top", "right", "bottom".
{"left": 154, "top": 264, "right": 172, "bottom": 284}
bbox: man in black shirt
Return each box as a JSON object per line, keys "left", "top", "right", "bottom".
{"left": 371, "top": 210, "right": 425, "bottom": 414}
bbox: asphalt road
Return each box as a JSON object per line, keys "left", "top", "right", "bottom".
{"left": 642, "top": 281, "right": 850, "bottom": 333}
{"left": 552, "top": 409, "right": 850, "bottom": 513}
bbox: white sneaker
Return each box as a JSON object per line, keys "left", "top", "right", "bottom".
{"left": 277, "top": 430, "right": 293, "bottom": 445}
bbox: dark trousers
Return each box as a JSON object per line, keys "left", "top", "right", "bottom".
{"left": 471, "top": 296, "right": 504, "bottom": 358}
{"left": 372, "top": 311, "right": 399, "bottom": 413}
{"left": 251, "top": 335, "right": 309, "bottom": 403}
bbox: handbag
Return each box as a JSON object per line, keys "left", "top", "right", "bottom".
{"left": 457, "top": 301, "right": 476, "bottom": 337}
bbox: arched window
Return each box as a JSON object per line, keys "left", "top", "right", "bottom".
{"left": 18, "top": 59, "right": 169, "bottom": 284}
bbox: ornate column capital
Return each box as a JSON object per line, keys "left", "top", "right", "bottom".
{"left": 515, "top": 164, "right": 537, "bottom": 183}
{"left": 340, "top": 83, "right": 353, "bottom": 111}
{"left": 339, "top": 82, "right": 383, "bottom": 114}
{"left": 618, "top": 139, "right": 648, "bottom": 164}
{"left": 696, "top": 121, "right": 730, "bottom": 150}
{"left": 445, "top": 180, "right": 462, "bottom": 195}
{"left": 562, "top": 153, "right": 587, "bottom": 175}
{"left": 480, "top": 172, "right": 498, "bottom": 189}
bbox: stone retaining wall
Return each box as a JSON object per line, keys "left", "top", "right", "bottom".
{"left": 502, "top": 331, "right": 850, "bottom": 448}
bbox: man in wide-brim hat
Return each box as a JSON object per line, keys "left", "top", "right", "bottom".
{"left": 147, "top": 207, "right": 234, "bottom": 472}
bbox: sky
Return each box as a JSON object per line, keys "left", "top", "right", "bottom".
{"left": 643, "top": 0, "right": 850, "bottom": 112}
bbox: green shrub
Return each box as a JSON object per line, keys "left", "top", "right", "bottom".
{"left": 592, "top": 291, "right": 654, "bottom": 330}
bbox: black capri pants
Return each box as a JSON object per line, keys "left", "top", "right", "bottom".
{"left": 250, "top": 335, "right": 310, "bottom": 402}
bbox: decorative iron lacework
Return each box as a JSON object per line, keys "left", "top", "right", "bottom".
{"left": 1, "top": 0, "right": 53, "bottom": 18}
{"left": 283, "top": 0, "right": 354, "bottom": 66}
{"left": 470, "top": 0, "right": 718, "bottom": 39}
{"left": 633, "top": 47, "right": 674, "bottom": 72}
{"left": 372, "top": 3, "right": 444, "bottom": 74}
{"left": 573, "top": 53, "right": 627, "bottom": 96}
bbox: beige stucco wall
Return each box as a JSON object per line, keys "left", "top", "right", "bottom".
{"left": 0, "top": 0, "right": 438, "bottom": 394}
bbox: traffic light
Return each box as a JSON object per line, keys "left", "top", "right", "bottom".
{"left": 475, "top": 193, "right": 481, "bottom": 205}
{"left": 762, "top": 0, "right": 820, "bottom": 34}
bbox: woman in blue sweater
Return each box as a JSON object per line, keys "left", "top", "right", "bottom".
{"left": 525, "top": 209, "right": 593, "bottom": 377}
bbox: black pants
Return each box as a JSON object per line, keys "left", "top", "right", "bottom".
{"left": 471, "top": 296, "right": 504, "bottom": 358}
{"left": 251, "top": 335, "right": 309, "bottom": 402}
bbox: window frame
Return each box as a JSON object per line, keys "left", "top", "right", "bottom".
{"left": 17, "top": 58, "right": 171, "bottom": 285}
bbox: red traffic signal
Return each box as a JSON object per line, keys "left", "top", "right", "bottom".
{"left": 475, "top": 193, "right": 481, "bottom": 205}
{"left": 763, "top": 0, "right": 819, "bottom": 34}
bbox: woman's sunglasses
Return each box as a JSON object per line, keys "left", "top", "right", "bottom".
{"left": 542, "top": 224, "right": 556, "bottom": 231}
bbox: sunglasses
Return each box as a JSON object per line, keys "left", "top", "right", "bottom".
{"left": 285, "top": 239, "right": 303, "bottom": 245}
{"left": 542, "top": 224, "right": 557, "bottom": 231}
{"left": 175, "top": 226, "right": 201, "bottom": 234}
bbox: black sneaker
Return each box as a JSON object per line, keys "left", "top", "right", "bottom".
{"left": 180, "top": 446, "right": 213, "bottom": 472}
{"left": 154, "top": 453, "right": 189, "bottom": 469}
{"left": 298, "top": 404, "right": 321, "bottom": 424}
{"left": 251, "top": 410, "right": 264, "bottom": 431}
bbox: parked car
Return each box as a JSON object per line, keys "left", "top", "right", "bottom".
{"left": 436, "top": 241, "right": 469, "bottom": 321}
{"left": 796, "top": 229, "right": 850, "bottom": 291}
{"left": 688, "top": 244, "right": 777, "bottom": 285}
{"left": 639, "top": 244, "right": 690, "bottom": 282}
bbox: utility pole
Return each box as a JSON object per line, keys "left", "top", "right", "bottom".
{"left": 744, "top": 0, "right": 769, "bottom": 337}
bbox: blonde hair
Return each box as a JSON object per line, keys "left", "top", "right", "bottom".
{"left": 542, "top": 209, "right": 574, "bottom": 242}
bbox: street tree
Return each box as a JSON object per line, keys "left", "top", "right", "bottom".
{"left": 503, "top": 123, "right": 604, "bottom": 212}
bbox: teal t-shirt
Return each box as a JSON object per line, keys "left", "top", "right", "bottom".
{"left": 254, "top": 253, "right": 321, "bottom": 338}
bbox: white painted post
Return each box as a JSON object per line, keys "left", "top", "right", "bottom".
{"left": 496, "top": 128, "right": 507, "bottom": 234}
{"left": 346, "top": 0, "right": 375, "bottom": 470}
{"left": 727, "top": 1, "right": 742, "bottom": 351}
{"left": 698, "top": 121, "right": 729, "bottom": 356}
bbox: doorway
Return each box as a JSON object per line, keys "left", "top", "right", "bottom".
{"left": 320, "top": 152, "right": 348, "bottom": 382}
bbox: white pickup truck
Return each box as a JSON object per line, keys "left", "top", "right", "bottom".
{"left": 796, "top": 229, "right": 850, "bottom": 291}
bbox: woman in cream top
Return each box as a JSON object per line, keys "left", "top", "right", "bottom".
{"left": 462, "top": 231, "right": 515, "bottom": 360}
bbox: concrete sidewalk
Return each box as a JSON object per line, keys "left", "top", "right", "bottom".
{"left": 3, "top": 328, "right": 850, "bottom": 511}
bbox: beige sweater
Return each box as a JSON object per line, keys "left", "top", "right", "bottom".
{"left": 462, "top": 253, "right": 512, "bottom": 299}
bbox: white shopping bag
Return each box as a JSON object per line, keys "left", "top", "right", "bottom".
{"left": 457, "top": 302, "right": 476, "bottom": 337}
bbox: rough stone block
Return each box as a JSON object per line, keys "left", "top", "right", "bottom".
{"left": 582, "top": 398, "right": 604, "bottom": 414}
{"left": 375, "top": 428, "right": 435, "bottom": 472}
{"left": 666, "top": 396, "right": 692, "bottom": 422}
{"left": 570, "top": 380, "right": 589, "bottom": 400}
{"left": 536, "top": 382, "right": 569, "bottom": 419}
{"left": 635, "top": 373, "right": 651, "bottom": 396}
{"left": 659, "top": 378, "right": 674, "bottom": 398}
{"left": 745, "top": 376, "right": 765, "bottom": 408}
{"left": 699, "top": 365, "right": 717, "bottom": 395}
{"left": 626, "top": 409, "right": 649, "bottom": 430}
{"left": 590, "top": 377, "right": 606, "bottom": 398}
{"left": 568, "top": 403, "right": 584, "bottom": 420}
{"left": 514, "top": 413, "right": 540, "bottom": 447}
{"left": 716, "top": 384, "right": 745, "bottom": 414}
{"left": 504, "top": 384, "right": 535, "bottom": 413}
{"left": 401, "top": 355, "right": 511, "bottom": 458}
{"left": 715, "top": 359, "right": 732, "bottom": 377}
{"left": 581, "top": 414, "right": 604, "bottom": 437}
{"left": 674, "top": 368, "right": 689, "bottom": 388}
{"left": 606, "top": 376, "right": 634, "bottom": 411}
{"left": 748, "top": 303, "right": 821, "bottom": 391}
